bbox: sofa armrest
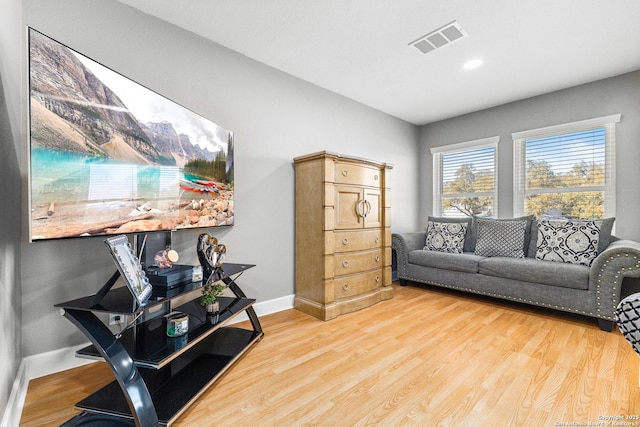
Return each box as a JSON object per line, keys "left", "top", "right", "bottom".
{"left": 590, "top": 239, "right": 640, "bottom": 320}
{"left": 392, "top": 232, "right": 425, "bottom": 279}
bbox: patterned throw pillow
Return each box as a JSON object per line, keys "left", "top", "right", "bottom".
{"left": 616, "top": 293, "right": 640, "bottom": 356}
{"left": 424, "top": 221, "right": 467, "bottom": 253}
{"left": 535, "top": 219, "right": 602, "bottom": 266}
{"left": 427, "top": 216, "right": 472, "bottom": 251}
{"left": 474, "top": 219, "right": 527, "bottom": 258}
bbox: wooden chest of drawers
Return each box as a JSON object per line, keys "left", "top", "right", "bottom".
{"left": 293, "top": 151, "right": 393, "bottom": 320}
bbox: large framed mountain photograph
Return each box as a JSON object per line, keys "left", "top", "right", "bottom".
{"left": 28, "top": 28, "right": 234, "bottom": 241}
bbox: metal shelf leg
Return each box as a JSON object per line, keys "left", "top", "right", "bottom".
{"left": 63, "top": 309, "right": 159, "bottom": 427}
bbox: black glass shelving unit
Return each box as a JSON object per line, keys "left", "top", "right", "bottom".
{"left": 56, "top": 263, "right": 263, "bottom": 427}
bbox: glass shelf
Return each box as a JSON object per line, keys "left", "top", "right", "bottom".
{"left": 76, "top": 327, "right": 262, "bottom": 426}
{"left": 76, "top": 296, "right": 255, "bottom": 368}
{"left": 55, "top": 263, "right": 255, "bottom": 314}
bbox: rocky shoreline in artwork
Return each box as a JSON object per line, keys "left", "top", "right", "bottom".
{"left": 31, "top": 190, "right": 234, "bottom": 240}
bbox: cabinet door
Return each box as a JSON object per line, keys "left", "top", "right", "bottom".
{"left": 363, "top": 188, "right": 382, "bottom": 229}
{"left": 335, "top": 185, "right": 363, "bottom": 230}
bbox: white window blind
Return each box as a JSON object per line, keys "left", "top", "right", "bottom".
{"left": 432, "top": 136, "right": 498, "bottom": 217}
{"left": 513, "top": 114, "right": 620, "bottom": 220}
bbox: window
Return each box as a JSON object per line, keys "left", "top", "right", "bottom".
{"left": 432, "top": 136, "right": 499, "bottom": 217}
{"left": 513, "top": 114, "right": 620, "bottom": 220}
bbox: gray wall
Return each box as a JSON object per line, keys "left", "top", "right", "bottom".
{"left": 19, "top": 0, "right": 420, "bottom": 357}
{"left": 420, "top": 71, "right": 640, "bottom": 241}
{"left": 8, "top": 0, "right": 637, "bottom": 387}
{"left": 0, "top": 0, "right": 24, "bottom": 419}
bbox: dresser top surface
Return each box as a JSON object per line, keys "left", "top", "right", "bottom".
{"left": 293, "top": 150, "right": 393, "bottom": 169}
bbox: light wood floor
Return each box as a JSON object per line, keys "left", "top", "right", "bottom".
{"left": 21, "top": 283, "right": 640, "bottom": 426}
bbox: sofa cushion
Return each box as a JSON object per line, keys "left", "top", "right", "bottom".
{"left": 424, "top": 220, "right": 468, "bottom": 253}
{"left": 409, "top": 250, "right": 483, "bottom": 274}
{"left": 478, "top": 256, "right": 589, "bottom": 290}
{"left": 535, "top": 219, "right": 605, "bottom": 266}
{"left": 427, "top": 216, "right": 473, "bottom": 252}
{"left": 474, "top": 218, "right": 527, "bottom": 258}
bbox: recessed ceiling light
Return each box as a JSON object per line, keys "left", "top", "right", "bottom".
{"left": 463, "top": 59, "right": 483, "bottom": 70}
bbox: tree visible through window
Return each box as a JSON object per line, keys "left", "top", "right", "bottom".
{"left": 442, "top": 148, "right": 495, "bottom": 216}
{"left": 432, "top": 137, "right": 498, "bottom": 217}
{"left": 513, "top": 115, "right": 618, "bottom": 220}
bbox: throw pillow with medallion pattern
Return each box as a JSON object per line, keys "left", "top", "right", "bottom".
{"left": 424, "top": 221, "right": 467, "bottom": 253}
{"left": 535, "top": 219, "right": 602, "bottom": 266}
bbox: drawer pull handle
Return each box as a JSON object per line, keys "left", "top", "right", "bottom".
{"left": 375, "top": 255, "right": 380, "bottom": 262}
{"left": 374, "top": 174, "right": 379, "bottom": 181}
{"left": 342, "top": 170, "right": 349, "bottom": 177}
{"left": 356, "top": 200, "right": 367, "bottom": 218}
{"left": 342, "top": 284, "right": 349, "bottom": 291}
{"left": 375, "top": 237, "right": 380, "bottom": 244}
{"left": 342, "top": 261, "right": 349, "bottom": 268}
{"left": 375, "top": 276, "right": 380, "bottom": 282}
{"left": 342, "top": 238, "right": 349, "bottom": 245}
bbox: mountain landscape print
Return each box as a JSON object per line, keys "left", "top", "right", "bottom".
{"left": 28, "top": 28, "right": 234, "bottom": 241}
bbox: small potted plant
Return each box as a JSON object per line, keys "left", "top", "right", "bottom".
{"left": 200, "top": 281, "right": 226, "bottom": 314}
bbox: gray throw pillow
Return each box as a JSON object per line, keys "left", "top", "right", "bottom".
{"left": 471, "top": 215, "right": 534, "bottom": 255}
{"left": 474, "top": 219, "right": 527, "bottom": 258}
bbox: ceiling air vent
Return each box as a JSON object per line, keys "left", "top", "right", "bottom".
{"left": 410, "top": 21, "right": 467, "bottom": 54}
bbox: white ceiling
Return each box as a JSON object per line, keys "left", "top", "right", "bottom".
{"left": 116, "top": 0, "right": 640, "bottom": 125}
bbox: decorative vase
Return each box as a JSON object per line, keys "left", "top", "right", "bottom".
{"left": 206, "top": 300, "right": 220, "bottom": 314}
{"left": 197, "top": 233, "right": 227, "bottom": 281}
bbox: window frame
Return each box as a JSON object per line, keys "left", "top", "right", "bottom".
{"left": 512, "top": 114, "right": 620, "bottom": 219}
{"left": 431, "top": 136, "right": 499, "bottom": 217}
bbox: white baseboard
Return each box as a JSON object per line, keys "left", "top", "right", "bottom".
{"left": 24, "top": 343, "right": 99, "bottom": 382}
{"left": 1, "top": 360, "right": 26, "bottom": 427}
{"left": 1, "top": 345, "right": 98, "bottom": 427}
{"left": 229, "top": 294, "right": 295, "bottom": 324}
{"left": 2, "top": 294, "right": 294, "bottom": 427}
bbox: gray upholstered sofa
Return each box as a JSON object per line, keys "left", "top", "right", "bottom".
{"left": 392, "top": 216, "right": 640, "bottom": 331}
